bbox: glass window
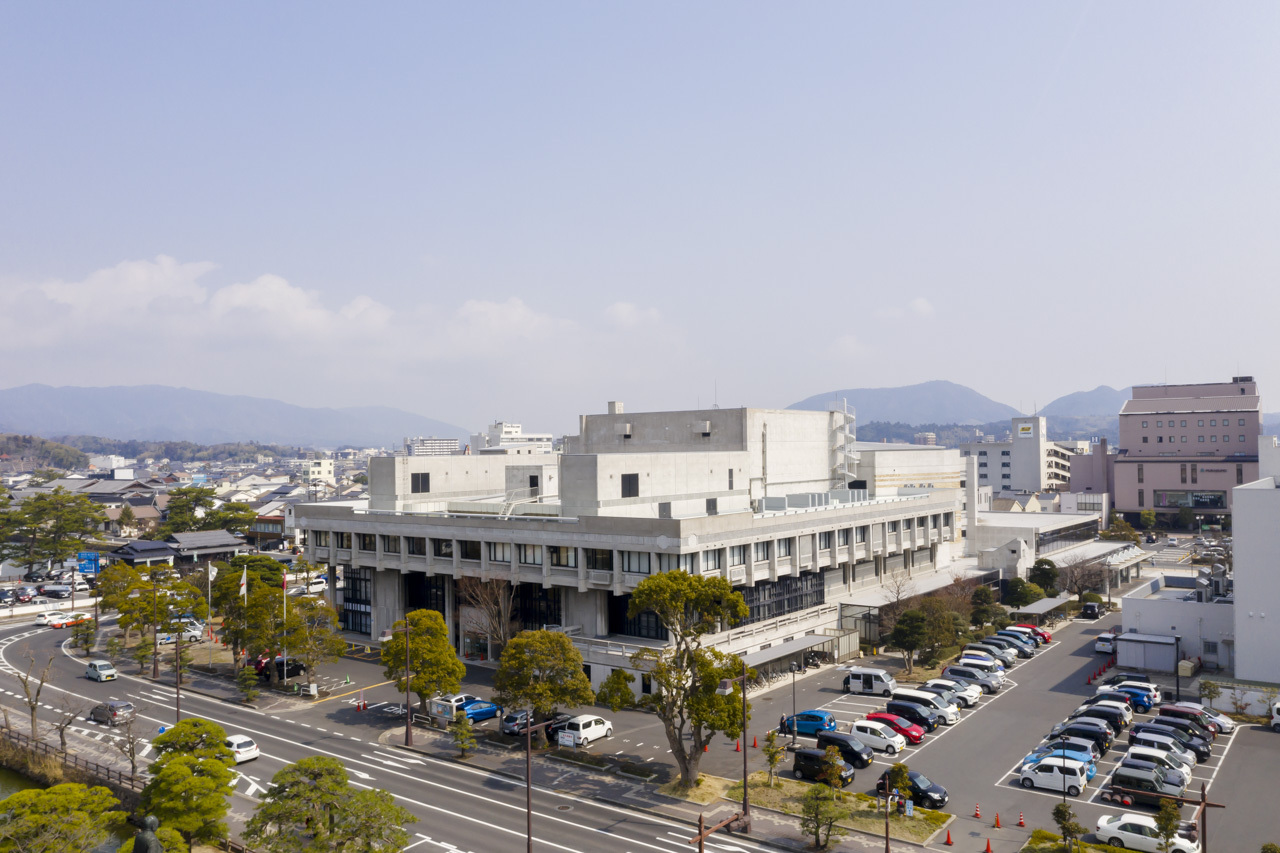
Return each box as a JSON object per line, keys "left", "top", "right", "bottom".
{"left": 738, "top": 574, "right": 825, "bottom": 626}
{"left": 838, "top": 528, "right": 850, "bottom": 545}
{"left": 312, "top": 530, "right": 329, "bottom": 547}
{"left": 621, "top": 473, "right": 639, "bottom": 499}
{"left": 776, "top": 538, "right": 792, "bottom": 557}
{"left": 1210, "top": 419, "right": 1217, "bottom": 427}
{"left": 432, "top": 539, "right": 453, "bottom": 558}
{"left": 1211, "top": 435, "right": 1218, "bottom": 443}
{"left": 1181, "top": 436, "right": 1187, "bottom": 443}
{"left": 1138, "top": 489, "right": 1144, "bottom": 507}
{"left": 548, "top": 546, "right": 576, "bottom": 568}
{"left": 887, "top": 521, "right": 899, "bottom": 533}
{"left": 583, "top": 548, "right": 613, "bottom": 571}
{"left": 619, "top": 551, "right": 651, "bottom": 574}
{"left": 1239, "top": 419, "right": 1246, "bottom": 427}
{"left": 729, "top": 545, "right": 747, "bottom": 566}
{"left": 357, "top": 534, "right": 376, "bottom": 552}
{"left": 818, "top": 531, "right": 832, "bottom": 549}
{"left": 754, "top": 541, "right": 770, "bottom": 562}
{"left": 1157, "top": 421, "right": 1163, "bottom": 428}
{"left": 703, "top": 549, "right": 722, "bottom": 571}
{"left": 1142, "top": 421, "right": 1149, "bottom": 428}
{"left": 1240, "top": 435, "right": 1246, "bottom": 443}
{"left": 1142, "top": 437, "right": 1148, "bottom": 444}
{"left": 1223, "top": 435, "right": 1229, "bottom": 443}
{"left": 1198, "top": 436, "right": 1205, "bottom": 443}
{"left": 855, "top": 526, "right": 868, "bottom": 544}
{"left": 1181, "top": 464, "right": 1187, "bottom": 484}
{"left": 411, "top": 472, "right": 430, "bottom": 493}
{"left": 1137, "top": 464, "right": 1144, "bottom": 484}
{"left": 381, "top": 535, "right": 400, "bottom": 554}
{"left": 406, "top": 537, "right": 427, "bottom": 556}
{"left": 1181, "top": 420, "right": 1187, "bottom": 428}
{"left": 1198, "top": 420, "right": 1205, "bottom": 427}
{"left": 657, "top": 553, "right": 695, "bottom": 572}
{"left": 1237, "top": 464, "right": 1244, "bottom": 485}
{"left": 459, "top": 540, "right": 481, "bottom": 561}
{"left": 516, "top": 544, "right": 542, "bottom": 565}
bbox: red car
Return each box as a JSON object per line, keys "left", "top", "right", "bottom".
{"left": 865, "top": 712, "right": 925, "bottom": 745}
{"left": 1015, "top": 624, "right": 1052, "bottom": 643}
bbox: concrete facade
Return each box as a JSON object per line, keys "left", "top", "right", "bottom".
{"left": 959, "top": 417, "right": 1072, "bottom": 493}
{"left": 1232, "top": 475, "right": 1280, "bottom": 683}
{"left": 296, "top": 404, "right": 964, "bottom": 693}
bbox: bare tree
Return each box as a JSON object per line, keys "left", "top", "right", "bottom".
{"left": 15, "top": 655, "right": 54, "bottom": 738}
{"left": 455, "top": 577, "right": 518, "bottom": 659}
{"left": 936, "top": 573, "right": 978, "bottom": 618}
{"left": 879, "top": 573, "right": 917, "bottom": 635}
{"left": 111, "top": 713, "right": 148, "bottom": 779}
{"left": 50, "top": 696, "right": 85, "bottom": 754}
{"left": 1058, "top": 555, "right": 1107, "bottom": 601}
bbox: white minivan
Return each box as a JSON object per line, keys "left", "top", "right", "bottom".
{"left": 956, "top": 656, "right": 1006, "bottom": 682}
{"left": 841, "top": 667, "right": 897, "bottom": 697}
{"left": 1019, "top": 756, "right": 1089, "bottom": 796}
{"left": 892, "top": 688, "right": 960, "bottom": 725}
{"left": 1095, "top": 633, "right": 1116, "bottom": 654}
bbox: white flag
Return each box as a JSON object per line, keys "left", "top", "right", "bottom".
{"left": 239, "top": 567, "right": 248, "bottom": 600}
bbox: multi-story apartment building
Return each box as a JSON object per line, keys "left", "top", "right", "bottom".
{"left": 469, "top": 421, "right": 555, "bottom": 455}
{"left": 1113, "top": 378, "right": 1261, "bottom": 520}
{"left": 297, "top": 404, "right": 963, "bottom": 690}
{"left": 958, "top": 417, "right": 1072, "bottom": 493}
{"left": 404, "top": 436, "right": 461, "bottom": 456}
{"left": 305, "top": 456, "right": 335, "bottom": 486}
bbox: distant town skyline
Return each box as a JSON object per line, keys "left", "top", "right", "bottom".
{"left": 2, "top": 4, "right": 1276, "bottom": 434}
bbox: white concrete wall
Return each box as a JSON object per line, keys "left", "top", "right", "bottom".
{"left": 559, "top": 450, "right": 752, "bottom": 518}
{"left": 369, "top": 455, "right": 516, "bottom": 511}
{"left": 1119, "top": 595, "right": 1235, "bottom": 664}
{"left": 744, "top": 409, "right": 838, "bottom": 498}
{"left": 856, "top": 446, "right": 965, "bottom": 496}
{"left": 1232, "top": 477, "right": 1280, "bottom": 683}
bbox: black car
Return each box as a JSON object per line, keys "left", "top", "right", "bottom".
{"left": 22, "top": 570, "right": 51, "bottom": 583}
{"left": 815, "top": 730, "right": 874, "bottom": 769}
{"left": 257, "top": 658, "right": 307, "bottom": 680}
{"left": 546, "top": 714, "right": 576, "bottom": 741}
{"left": 1069, "top": 705, "right": 1127, "bottom": 733}
{"left": 875, "top": 769, "right": 948, "bottom": 807}
{"left": 1053, "top": 722, "right": 1113, "bottom": 755}
{"left": 1081, "top": 602, "right": 1102, "bottom": 619}
{"left": 1083, "top": 691, "right": 1134, "bottom": 709}
{"left": 885, "top": 701, "right": 939, "bottom": 733}
{"left": 1129, "top": 722, "right": 1211, "bottom": 762}
{"left": 792, "top": 748, "right": 855, "bottom": 787}
{"left": 0, "top": 590, "right": 13, "bottom": 605}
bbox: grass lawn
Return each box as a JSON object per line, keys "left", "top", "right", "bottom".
{"left": 725, "top": 772, "right": 949, "bottom": 843}
{"left": 1022, "top": 829, "right": 1128, "bottom": 853}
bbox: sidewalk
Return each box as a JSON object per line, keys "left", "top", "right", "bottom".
{"left": 380, "top": 720, "right": 934, "bottom": 852}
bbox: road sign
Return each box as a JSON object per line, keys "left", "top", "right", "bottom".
{"left": 557, "top": 731, "right": 575, "bottom": 748}
{"left": 905, "top": 800, "right": 914, "bottom": 817}
{"left": 77, "top": 551, "right": 100, "bottom": 575}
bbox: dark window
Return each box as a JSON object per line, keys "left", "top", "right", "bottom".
{"left": 583, "top": 548, "right": 613, "bottom": 572}
{"left": 341, "top": 567, "right": 372, "bottom": 634}
{"left": 1181, "top": 464, "right": 1187, "bottom": 485}
{"left": 411, "top": 473, "right": 430, "bottom": 493}
{"left": 1237, "top": 464, "right": 1244, "bottom": 485}
{"left": 404, "top": 573, "right": 446, "bottom": 615}
{"left": 706, "top": 498, "right": 718, "bottom": 516}
{"left": 621, "top": 473, "right": 639, "bottom": 499}
{"left": 311, "top": 530, "right": 329, "bottom": 547}
{"left": 1137, "top": 464, "right": 1144, "bottom": 484}
{"left": 406, "top": 537, "right": 427, "bottom": 556}
{"left": 739, "top": 574, "right": 825, "bottom": 626}
{"left": 432, "top": 539, "right": 453, "bottom": 558}
{"left": 608, "top": 593, "right": 668, "bottom": 640}
{"left": 516, "top": 583, "right": 562, "bottom": 631}
{"left": 458, "top": 540, "right": 481, "bottom": 561}
{"left": 728, "top": 469, "right": 734, "bottom": 490}
{"left": 357, "top": 534, "right": 376, "bottom": 552}
{"left": 333, "top": 532, "right": 351, "bottom": 549}
{"left": 1138, "top": 489, "right": 1144, "bottom": 507}
{"left": 641, "top": 674, "right": 652, "bottom": 694}
{"left": 818, "top": 532, "right": 831, "bottom": 549}
{"left": 381, "top": 535, "right": 400, "bottom": 554}
{"left": 1191, "top": 465, "right": 1198, "bottom": 485}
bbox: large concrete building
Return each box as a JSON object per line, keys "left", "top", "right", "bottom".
{"left": 1231, "top": 435, "right": 1280, "bottom": 684}
{"left": 404, "top": 436, "right": 461, "bottom": 456}
{"left": 296, "top": 404, "right": 964, "bottom": 691}
{"left": 958, "top": 416, "right": 1072, "bottom": 493}
{"left": 1113, "top": 378, "right": 1261, "bottom": 521}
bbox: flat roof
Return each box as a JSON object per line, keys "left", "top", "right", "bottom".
{"left": 1011, "top": 595, "right": 1073, "bottom": 615}
{"left": 1115, "top": 632, "right": 1177, "bottom": 645}
{"left": 974, "top": 511, "right": 1099, "bottom": 532}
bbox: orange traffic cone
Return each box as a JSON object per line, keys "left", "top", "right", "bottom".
{"left": 1018, "top": 811, "right": 1025, "bottom": 827}
{"left": 974, "top": 802, "right": 981, "bottom": 819}
{"left": 752, "top": 736, "right": 758, "bottom": 748}
{"left": 1087, "top": 673, "right": 1093, "bottom": 684}
{"left": 735, "top": 740, "right": 741, "bottom": 752}
{"left": 703, "top": 744, "right": 708, "bottom": 752}
{"left": 995, "top": 813, "right": 1001, "bottom": 829}
{"left": 984, "top": 839, "right": 992, "bottom": 853}
{"left": 943, "top": 829, "right": 953, "bottom": 846}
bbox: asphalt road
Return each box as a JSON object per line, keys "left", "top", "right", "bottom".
{"left": 0, "top": 621, "right": 779, "bottom": 853}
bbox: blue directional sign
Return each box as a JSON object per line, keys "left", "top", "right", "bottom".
{"left": 77, "top": 551, "right": 101, "bottom": 575}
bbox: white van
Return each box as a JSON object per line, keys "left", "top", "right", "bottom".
{"left": 1095, "top": 633, "right": 1116, "bottom": 654}
{"left": 1019, "top": 756, "right": 1089, "bottom": 796}
{"left": 892, "top": 688, "right": 960, "bottom": 725}
{"left": 1127, "top": 745, "right": 1194, "bottom": 777}
{"left": 841, "top": 667, "right": 897, "bottom": 697}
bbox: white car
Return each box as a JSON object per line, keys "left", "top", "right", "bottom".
{"left": 1096, "top": 680, "right": 1159, "bottom": 698}
{"left": 225, "top": 734, "right": 260, "bottom": 763}
{"left": 156, "top": 626, "right": 202, "bottom": 645}
{"left": 924, "top": 678, "right": 981, "bottom": 708}
{"left": 848, "top": 720, "right": 907, "bottom": 755}
{"left": 85, "top": 660, "right": 118, "bottom": 682}
{"left": 1095, "top": 813, "right": 1200, "bottom": 853}
{"left": 34, "top": 611, "right": 67, "bottom": 627}
{"left": 1127, "top": 745, "right": 1194, "bottom": 778}
{"left": 1018, "top": 756, "right": 1089, "bottom": 797}
{"left": 437, "top": 693, "right": 484, "bottom": 716}
{"left": 307, "top": 577, "right": 328, "bottom": 594}
{"left": 1090, "top": 699, "right": 1134, "bottom": 724}
{"left": 562, "top": 715, "right": 612, "bottom": 747}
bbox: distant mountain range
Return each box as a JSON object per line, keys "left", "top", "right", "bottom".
{"left": 789, "top": 381, "right": 1021, "bottom": 425}
{"left": 1038, "top": 385, "right": 1132, "bottom": 417}
{"left": 0, "top": 384, "right": 470, "bottom": 448}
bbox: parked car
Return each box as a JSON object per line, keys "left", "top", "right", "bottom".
{"left": 884, "top": 700, "right": 939, "bottom": 733}
{"left": 1087, "top": 699, "right": 1135, "bottom": 724}
{"left": 1157, "top": 706, "right": 1219, "bottom": 738}
{"left": 994, "top": 630, "right": 1038, "bottom": 652}
{"left": 939, "top": 665, "right": 1001, "bottom": 694}
{"left": 1127, "top": 730, "right": 1198, "bottom": 768}
{"left": 847, "top": 720, "right": 907, "bottom": 754}
{"left": 1100, "top": 672, "right": 1154, "bottom": 688}
{"left": 0, "top": 590, "right": 14, "bottom": 605}
{"left": 875, "top": 769, "right": 948, "bottom": 807}
{"left": 256, "top": 657, "right": 307, "bottom": 680}
{"left": 561, "top": 715, "right": 612, "bottom": 747}
{"left": 85, "top": 660, "right": 118, "bottom": 682}
{"left": 435, "top": 693, "right": 484, "bottom": 715}
{"left": 88, "top": 701, "right": 135, "bottom": 727}
{"left": 1081, "top": 602, "right": 1104, "bottom": 619}
{"left": 923, "top": 678, "right": 981, "bottom": 708}
{"left": 864, "top": 713, "right": 924, "bottom": 745}
{"left": 545, "top": 714, "right": 576, "bottom": 741}
{"left": 1128, "top": 723, "right": 1211, "bottom": 762}
{"left": 1000, "top": 626, "right": 1043, "bottom": 646}
{"left": 1095, "top": 814, "right": 1200, "bottom": 853}
{"left": 225, "top": 734, "right": 260, "bottom": 763}
{"left": 792, "top": 748, "right": 855, "bottom": 787}
{"left": 780, "top": 710, "right": 838, "bottom": 737}
{"left": 1137, "top": 718, "right": 1214, "bottom": 754}
{"left": 1102, "top": 764, "right": 1182, "bottom": 808}
{"left": 1096, "top": 680, "right": 1160, "bottom": 700}
{"left": 459, "top": 700, "right": 502, "bottom": 723}
{"left": 1083, "top": 691, "right": 1133, "bottom": 709}
{"left": 15, "top": 587, "right": 36, "bottom": 603}
{"left": 814, "top": 730, "right": 873, "bottom": 769}
{"left": 1112, "top": 687, "right": 1155, "bottom": 713}
{"left": 1165, "top": 701, "right": 1235, "bottom": 734}
{"left": 34, "top": 611, "right": 67, "bottom": 627}
{"left": 307, "top": 577, "right": 329, "bottom": 594}
{"left": 1118, "top": 758, "right": 1187, "bottom": 795}
{"left": 1127, "top": 745, "right": 1194, "bottom": 778}
{"left": 1019, "top": 756, "right": 1090, "bottom": 796}
{"left": 1095, "top": 632, "right": 1117, "bottom": 655}
{"left": 1014, "top": 624, "right": 1052, "bottom": 643}
{"left": 40, "top": 585, "right": 72, "bottom": 600}
{"left": 840, "top": 666, "right": 897, "bottom": 697}
{"left": 48, "top": 611, "right": 92, "bottom": 629}
{"left": 157, "top": 626, "right": 203, "bottom": 645}
{"left": 917, "top": 683, "right": 969, "bottom": 711}
{"left": 1051, "top": 722, "right": 1113, "bottom": 755}
{"left": 963, "top": 643, "right": 1015, "bottom": 666}
{"left": 1021, "top": 745, "right": 1097, "bottom": 778}
{"left": 1041, "top": 735, "right": 1103, "bottom": 762}
{"left": 1065, "top": 707, "right": 1122, "bottom": 736}
{"left": 980, "top": 634, "right": 1033, "bottom": 659}
{"left": 890, "top": 689, "right": 959, "bottom": 725}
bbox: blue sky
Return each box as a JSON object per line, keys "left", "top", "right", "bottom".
{"left": 2, "top": 3, "right": 1277, "bottom": 435}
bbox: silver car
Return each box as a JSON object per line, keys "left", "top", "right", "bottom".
{"left": 940, "top": 664, "right": 1001, "bottom": 694}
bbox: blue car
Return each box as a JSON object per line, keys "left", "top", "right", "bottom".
{"left": 1021, "top": 747, "right": 1097, "bottom": 780}
{"left": 780, "top": 710, "right": 837, "bottom": 736}
{"left": 459, "top": 700, "right": 503, "bottom": 723}
{"left": 1115, "top": 687, "right": 1154, "bottom": 712}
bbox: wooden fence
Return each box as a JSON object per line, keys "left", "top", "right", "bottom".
{"left": 0, "top": 723, "right": 143, "bottom": 791}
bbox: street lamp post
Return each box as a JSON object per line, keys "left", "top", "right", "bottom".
{"left": 789, "top": 661, "right": 800, "bottom": 747}
{"left": 715, "top": 658, "right": 752, "bottom": 834}
{"left": 151, "top": 571, "right": 160, "bottom": 679}
{"left": 1174, "top": 633, "right": 1183, "bottom": 703}
{"left": 404, "top": 617, "right": 413, "bottom": 747}
{"left": 523, "top": 711, "right": 560, "bottom": 852}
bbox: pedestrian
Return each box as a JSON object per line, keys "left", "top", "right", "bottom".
{"left": 779, "top": 714, "right": 786, "bottom": 732}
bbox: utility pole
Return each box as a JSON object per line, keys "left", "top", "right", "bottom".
{"left": 404, "top": 617, "right": 413, "bottom": 747}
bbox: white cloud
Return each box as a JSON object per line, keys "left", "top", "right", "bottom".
{"left": 910, "top": 297, "right": 934, "bottom": 316}
{"left": 604, "top": 302, "right": 661, "bottom": 328}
